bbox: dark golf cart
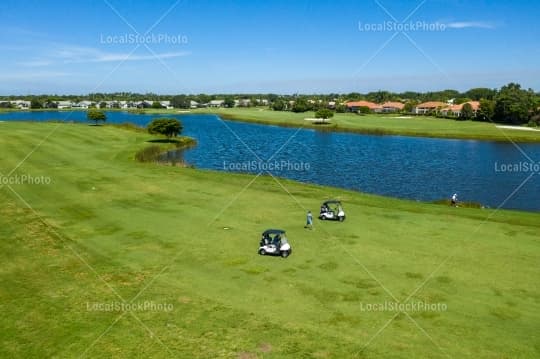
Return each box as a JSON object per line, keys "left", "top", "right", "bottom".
{"left": 258, "top": 229, "right": 292, "bottom": 258}
{"left": 319, "top": 200, "right": 346, "bottom": 221}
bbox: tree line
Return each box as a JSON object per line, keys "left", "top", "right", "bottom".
{"left": 2, "top": 83, "right": 539, "bottom": 125}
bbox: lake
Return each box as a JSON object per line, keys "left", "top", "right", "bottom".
{"left": 1, "top": 111, "right": 539, "bottom": 211}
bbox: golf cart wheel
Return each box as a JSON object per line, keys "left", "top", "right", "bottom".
{"left": 258, "top": 248, "right": 266, "bottom": 255}
{"left": 339, "top": 216, "right": 345, "bottom": 222}
{"left": 320, "top": 216, "right": 326, "bottom": 220}
{"left": 281, "top": 251, "right": 290, "bottom": 258}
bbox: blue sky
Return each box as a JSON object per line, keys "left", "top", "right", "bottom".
{"left": 1, "top": 0, "right": 539, "bottom": 94}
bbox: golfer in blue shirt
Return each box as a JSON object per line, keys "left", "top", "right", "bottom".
{"left": 305, "top": 210, "right": 313, "bottom": 229}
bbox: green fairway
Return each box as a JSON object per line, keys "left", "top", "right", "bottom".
{"left": 192, "top": 107, "right": 540, "bottom": 142}
{"left": 1, "top": 122, "right": 539, "bottom": 358}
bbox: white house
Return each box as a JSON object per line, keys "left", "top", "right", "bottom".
{"left": 57, "top": 100, "right": 73, "bottom": 109}
{"left": 10, "top": 100, "right": 31, "bottom": 109}
{"left": 72, "top": 100, "right": 94, "bottom": 109}
{"left": 160, "top": 100, "right": 173, "bottom": 109}
{"left": 209, "top": 100, "right": 224, "bottom": 107}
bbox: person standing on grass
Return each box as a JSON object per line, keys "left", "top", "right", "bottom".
{"left": 451, "top": 193, "right": 458, "bottom": 207}
{"left": 305, "top": 210, "right": 313, "bottom": 229}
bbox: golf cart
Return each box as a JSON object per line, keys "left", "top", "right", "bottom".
{"left": 258, "top": 229, "right": 292, "bottom": 258}
{"left": 319, "top": 200, "right": 346, "bottom": 221}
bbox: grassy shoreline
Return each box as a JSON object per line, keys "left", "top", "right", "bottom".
{"left": 1, "top": 122, "right": 539, "bottom": 357}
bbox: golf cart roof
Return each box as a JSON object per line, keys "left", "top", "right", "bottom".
{"left": 262, "top": 229, "right": 286, "bottom": 236}
{"left": 323, "top": 200, "right": 342, "bottom": 205}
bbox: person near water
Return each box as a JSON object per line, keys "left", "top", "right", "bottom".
{"left": 305, "top": 210, "right": 313, "bottom": 229}
{"left": 451, "top": 193, "right": 458, "bottom": 207}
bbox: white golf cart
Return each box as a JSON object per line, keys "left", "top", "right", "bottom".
{"left": 319, "top": 200, "right": 346, "bottom": 222}
{"left": 258, "top": 229, "right": 292, "bottom": 258}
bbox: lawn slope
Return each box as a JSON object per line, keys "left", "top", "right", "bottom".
{"left": 1, "top": 122, "right": 539, "bottom": 358}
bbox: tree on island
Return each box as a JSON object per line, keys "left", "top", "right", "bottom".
{"left": 87, "top": 109, "right": 107, "bottom": 125}
{"left": 315, "top": 108, "right": 334, "bottom": 123}
{"left": 147, "top": 118, "right": 183, "bottom": 140}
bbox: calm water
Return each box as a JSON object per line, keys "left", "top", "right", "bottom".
{"left": 1, "top": 111, "right": 539, "bottom": 211}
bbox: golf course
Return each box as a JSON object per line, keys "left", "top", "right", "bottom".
{"left": 1, "top": 121, "right": 539, "bottom": 358}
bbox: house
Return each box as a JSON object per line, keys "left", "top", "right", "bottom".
{"left": 72, "top": 100, "right": 94, "bottom": 109}
{"left": 413, "top": 101, "right": 447, "bottom": 114}
{"left": 136, "top": 100, "right": 152, "bottom": 108}
{"left": 10, "top": 100, "right": 31, "bottom": 109}
{"left": 208, "top": 100, "right": 224, "bottom": 107}
{"left": 237, "top": 99, "right": 251, "bottom": 107}
{"left": 120, "top": 101, "right": 137, "bottom": 109}
{"left": 381, "top": 101, "right": 404, "bottom": 113}
{"left": 190, "top": 100, "right": 199, "bottom": 109}
{"left": 346, "top": 100, "right": 382, "bottom": 112}
{"left": 102, "top": 100, "right": 120, "bottom": 108}
{"left": 57, "top": 100, "right": 73, "bottom": 109}
{"left": 440, "top": 101, "right": 480, "bottom": 117}
{"left": 160, "top": 100, "right": 173, "bottom": 109}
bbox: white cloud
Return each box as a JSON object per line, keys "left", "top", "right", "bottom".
{"left": 21, "top": 44, "right": 191, "bottom": 67}
{"left": 0, "top": 71, "right": 72, "bottom": 80}
{"left": 445, "top": 21, "right": 495, "bottom": 29}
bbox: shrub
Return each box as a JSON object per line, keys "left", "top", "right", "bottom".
{"left": 135, "top": 145, "right": 163, "bottom": 162}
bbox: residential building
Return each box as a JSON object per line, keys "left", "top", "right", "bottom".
{"left": 439, "top": 101, "right": 480, "bottom": 117}
{"left": 9, "top": 100, "right": 31, "bottom": 109}
{"left": 346, "top": 100, "right": 382, "bottom": 112}
{"left": 413, "top": 101, "right": 447, "bottom": 114}
{"left": 208, "top": 100, "right": 224, "bottom": 107}
{"left": 57, "top": 100, "right": 73, "bottom": 109}
{"left": 381, "top": 101, "right": 405, "bottom": 112}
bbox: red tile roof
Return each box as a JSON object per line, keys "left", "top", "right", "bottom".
{"left": 415, "top": 101, "right": 447, "bottom": 109}
{"left": 441, "top": 101, "right": 480, "bottom": 112}
{"left": 381, "top": 101, "right": 405, "bottom": 109}
{"left": 346, "top": 100, "right": 382, "bottom": 110}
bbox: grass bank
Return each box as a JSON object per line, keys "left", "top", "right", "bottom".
{"left": 1, "top": 122, "right": 539, "bottom": 358}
